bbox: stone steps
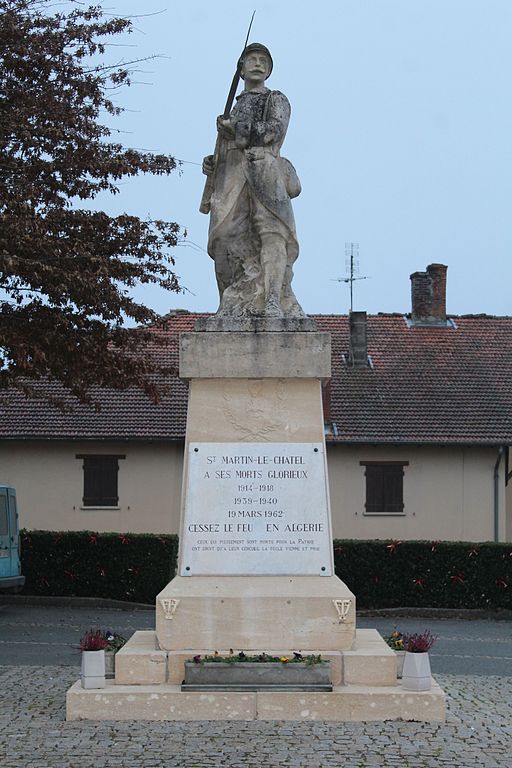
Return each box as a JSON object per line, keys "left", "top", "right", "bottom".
{"left": 67, "top": 627, "right": 445, "bottom": 721}
{"left": 66, "top": 679, "right": 445, "bottom": 722}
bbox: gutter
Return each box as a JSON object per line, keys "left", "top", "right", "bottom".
{"left": 494, "top": 446, "right": 505, "bottom": 542}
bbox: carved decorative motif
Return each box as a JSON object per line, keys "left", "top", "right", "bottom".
{"left": 161, "top": 598, "right": 180, "bottom": 620}
{"left": 333, "top": 598, "right": 352, "bottom": 623}
{"left": 222, "top": 379, "right": 289, "bottom": 441}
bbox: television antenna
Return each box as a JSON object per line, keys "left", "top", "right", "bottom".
{"left": 330, "top": 242, "right": 368, "bottom": 312}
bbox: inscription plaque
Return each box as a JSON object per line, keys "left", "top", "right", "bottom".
{"left": 179, "top": 442, "right": 333, "bottom": 576}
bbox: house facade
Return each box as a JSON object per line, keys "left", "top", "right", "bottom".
{"left": 0, "top": 265, "right": 510, "bottom": 542}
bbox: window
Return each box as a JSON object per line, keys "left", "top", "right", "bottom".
{"left": 360, "top": 461, "right": 409, "bottom": 515}
{"left": 76, "top": 455, "right": 125, "bottom": 507}
{"left": 0, "top": 493, "right": 8, "bottom": 535}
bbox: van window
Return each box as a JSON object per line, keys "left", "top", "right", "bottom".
{"left": 0, "top": 495, "right": 8, "bottom": 536}
{"left": 8, "top": 494, "right": 17, "bottom": 537}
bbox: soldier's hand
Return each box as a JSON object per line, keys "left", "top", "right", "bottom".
{"left": 234, "top": 120, "right": 251, "bottom": 149}
{"left": 202, "top": 155, "right": 215, "bottom": 176}
{"left": 216, "top": 116, "right": 235, "bottom": 138}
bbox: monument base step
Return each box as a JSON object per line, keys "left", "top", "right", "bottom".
{"left": 115, "top": 629, "right": 398, "bottom": 688}
{"left": 66, "top": 679, "right": 446, "bottom": 722}
{"left": 156, "top": 575, "right": 356, "bottom": 651}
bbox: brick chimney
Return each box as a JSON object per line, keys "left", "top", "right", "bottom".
{"left": 348, "top": 311, "right": 368, "bottom": 367}
{"left": 410, "top": 264, "right": 447, "bottom": 325}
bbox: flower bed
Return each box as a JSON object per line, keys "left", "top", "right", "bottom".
{"left": 182, "top": 653, "right": 331, "bottom": 692}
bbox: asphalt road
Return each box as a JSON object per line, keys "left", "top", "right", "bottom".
{"left": 0, "top": 602, "right": 511, "bottom": 675}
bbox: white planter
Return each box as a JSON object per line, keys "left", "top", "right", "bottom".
{"left": 402, "top": 651, "right": 432, "bottom": 691}
{"left": 81, "top": 649, "right": 106, "bottom": 689}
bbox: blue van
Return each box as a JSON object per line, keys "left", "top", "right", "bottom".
{"left": 0, "top": 486, "right": 25, "bottom": 592}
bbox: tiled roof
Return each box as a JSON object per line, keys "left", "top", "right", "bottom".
{"left": 317, "top": 314, "right": 512, "bottom": 444}
{"left": 0, "top": 312, "right": 511, "bottom": 444}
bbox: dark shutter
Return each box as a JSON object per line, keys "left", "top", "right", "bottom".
{"left": 362, "top": 462, "right": 407, "bottom": 513}
{"left": 83, "top": 456, "right": 119, "bottom": 507}
{"left": 381, "top": 465, "right": 404, "bottom": 512}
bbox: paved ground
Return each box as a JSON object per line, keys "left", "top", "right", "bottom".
{"left": 0, "top": 605, "right": 511, "bottom": 766}
{"left": 0, "top": 667, "right": 511, "bottom": 767}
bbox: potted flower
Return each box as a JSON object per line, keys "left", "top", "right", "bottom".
{"left": 383, "top": 628, "right": 406, "bottom": 678}
{"left": 79, "top": 629, "right": 108, "bottom": 689}
{"left": 104, "top": 631, "right": 126, "bottom": 679}
{"left": 401, "top": 630, "right": 436, "bottom": 691}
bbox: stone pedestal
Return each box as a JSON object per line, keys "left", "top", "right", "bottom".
{"left": 66, "top": 329, "right": 445, "bottom": 722}
{"left": 159, "top": 330, "right": 355, "bottom": 654}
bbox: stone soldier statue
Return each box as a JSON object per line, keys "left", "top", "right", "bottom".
{"left": 201, "top": 43, "right": 305, "bottom": 319}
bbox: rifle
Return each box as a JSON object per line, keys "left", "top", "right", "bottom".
{"left": 199, "top": 11, "right": 255, "bottom": 214}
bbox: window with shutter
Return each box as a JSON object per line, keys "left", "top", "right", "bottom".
{"left": 76, "top": 455, "right": 125, "bottom": 507}
{"left": 360, "top": 461, "right": 408, "bottom": 515}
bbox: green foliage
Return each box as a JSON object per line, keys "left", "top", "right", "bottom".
{"left": 104, "top": 631, "right": 126, "bottom": 651}
{"left": 383, "top": 628, "right": 404, "bottom": 650}
{"left": 19, "top": 533, "right": 512, "bottom": 610}
{"left": 334, "top": 539, "right": 512, "bottom": 610}
{"left": 20, "top": 530, "right": 178, "bottom": 603}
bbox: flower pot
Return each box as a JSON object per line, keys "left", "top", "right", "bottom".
{"left": 105, "top": 648, "right": 116, "bottom": 679}
{"left": 402, "top": 651, "right": 432, "bottom": 691}
{"left": 182, "top": 661, "right": 332, "bottom": 692}
{"left": 81, "top": 649, "right": 106, "bottom": 689}
{"left": 395, "top": 650, "right": 406, "bottom": 679}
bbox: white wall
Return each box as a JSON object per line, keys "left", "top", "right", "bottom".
{"left": 0, "top": 440, "right": 507, "bottom": 541}
{"left": 328, "top": 444, "right": 507, "bottom": 542}
{"left": 0, "top": 441, "right": 184, "bottom": 534}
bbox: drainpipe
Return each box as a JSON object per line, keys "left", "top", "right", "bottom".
{"left": 493, "top": 446, "right": 505, "bottom": 542}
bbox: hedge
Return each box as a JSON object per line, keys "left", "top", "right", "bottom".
{"left": 20, "top": 530, "right": 178, "bottom": 604}
{"left": 334, "top": 539, "right": 512, "bottom": 610}
{"left": 19, "top": 532, "right": 512, "bottom": 610}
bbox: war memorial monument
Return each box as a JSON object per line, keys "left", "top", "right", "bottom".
{"left": 67, "top": 42, "right": 445, "bottom": 722}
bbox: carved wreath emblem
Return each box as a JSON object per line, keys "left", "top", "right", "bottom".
{"left": 222, "top": 379, "right": 289, "bottom": 442}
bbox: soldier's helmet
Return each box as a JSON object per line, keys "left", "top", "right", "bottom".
{"left": 239, "top": 43, "right": 273, "bottom": 79}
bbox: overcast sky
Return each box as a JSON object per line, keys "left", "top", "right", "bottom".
{"left": 93, "top": 0, "right": 511, "bottom": 318}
